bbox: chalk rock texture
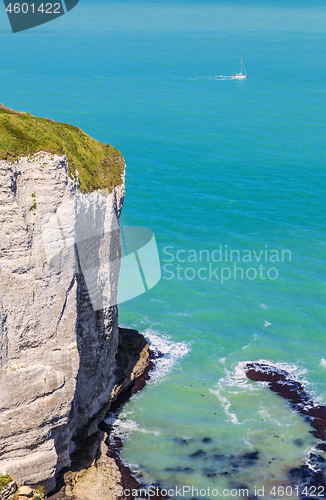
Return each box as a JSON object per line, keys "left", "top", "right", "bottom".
{"left": 0, "top": 152, "right": 130, "bottom": 491}
{"left": 0, "top": 481, "right": 17, "bottom": 500}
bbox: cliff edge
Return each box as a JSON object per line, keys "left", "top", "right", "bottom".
{"left": 0, "top": 106, "right": 148, "bottom": 493}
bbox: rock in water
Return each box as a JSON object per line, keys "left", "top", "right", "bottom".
{"left": 245, "top": 362, "right": 326, "bottom": 443}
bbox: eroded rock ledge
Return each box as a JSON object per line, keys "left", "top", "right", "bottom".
{"left": 245, "top": 362, "right": 326, "bottom": 441}
{"left": 245, "top": 362, "right": 326, "bottom": 497}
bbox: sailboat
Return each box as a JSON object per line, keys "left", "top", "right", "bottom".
{"left": 232, "top": 59, "right": 247, "bottom": 80}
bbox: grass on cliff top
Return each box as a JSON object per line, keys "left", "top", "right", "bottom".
{"left": 0, "top": 104, "right": 124, "bottom": 193}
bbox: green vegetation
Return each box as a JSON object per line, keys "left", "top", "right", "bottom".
{"left": 0, "top": 104, "right": 124, "bottom": 193}
{"left": 0, "top": 474, "right": 13, "bottom": 490}
{"left": 0, "top": 474, "right": 47, "bottom": 500}
{"left": 0, "top": 475, "right": 46, "bottom": 499}
{"left": 33, "top": 491, "right": 44, "bottom": 500}
{"left": 30, "top": 192, "right": 37, "bottom": 215}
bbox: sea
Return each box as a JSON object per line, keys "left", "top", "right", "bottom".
{"left": 1, "top": 1, "right": 326, "bottom": 498}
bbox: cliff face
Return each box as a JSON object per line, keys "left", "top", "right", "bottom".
{"left": 0, "top": 144, "right": 144, "bottom": 493}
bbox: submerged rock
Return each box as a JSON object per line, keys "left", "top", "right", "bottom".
{"left": 173, "top": 438, "right": 189, "bottom": 445}
{"left": 189, "top": 450, "right": 207, "bottom": 458}
{"left": 202, "top": 437, "right": 212, "bottom": 443}
{"left": 289, "top": 465, "right": 326, "bottom": 488}
{"left": 165, "top": 466, "right": 194, "bottom": 473}
{"left": 242, "top": 451, "right": 259, "bottom": 461}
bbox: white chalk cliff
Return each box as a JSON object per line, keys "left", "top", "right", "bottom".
{"left": 0, "top": 151, "right": 145, "bottom": 492}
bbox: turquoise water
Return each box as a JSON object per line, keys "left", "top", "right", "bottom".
{"left": 1, "top": 1, "right": 326, "bottom": 497}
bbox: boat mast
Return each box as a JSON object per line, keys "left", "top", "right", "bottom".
{"left": 241, "top": 59, "right": 248, "bottom": 75}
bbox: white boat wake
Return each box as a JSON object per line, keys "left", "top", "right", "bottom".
{"left": 215, "top": 75, "right": 234, "bottom": 80}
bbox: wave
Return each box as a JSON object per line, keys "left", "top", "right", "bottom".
{"left": 105, "top": 329, "right": 190, "bottom": 443}
{"left": 210, "top": 361, "right": 251, "bottom": 425}
{"left": 168, "top": 311, "right": 190, "bottom": 316}
{"left": 210, "top": 359, "right": 313, "bottom": 425}
{"left": 143, "top": 328, "right": 190, "bottom": 384}
{"left": 106, "top": 412, "right": 161, "bottom": 442}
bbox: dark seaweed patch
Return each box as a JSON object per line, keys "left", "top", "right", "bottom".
{"left": 242, "top": 451, "right": 259, "bottom": 461}
{"left": 165, "top": 466, "right": 194, "bottom": 474}
{"left": 202, "top": 467, "right": 217, "bottom": 478}
{"left": 173, "top": 438, "right": 189, "bottom": 446}
{"left": 202, "top": 437, "right": 212, "bottom": 443}
{"left": 190, "top": 449, "right": 207, "bottom": 458}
